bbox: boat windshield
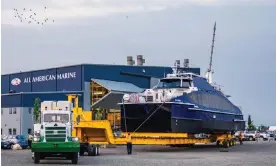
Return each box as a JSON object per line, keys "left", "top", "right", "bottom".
{"left": 44, "top": 114, "right": 69, "bottom": 123}
{"left": 156, "top": 79, "right": 181, "bottom": 88}
{"left": 182, "top": 80, "right": 191, "bottom": 88}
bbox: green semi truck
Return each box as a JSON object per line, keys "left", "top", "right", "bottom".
{"left": 31, "top": 101, "right": 80, "bottom": 164}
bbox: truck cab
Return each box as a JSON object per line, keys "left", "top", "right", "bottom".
{"left": 31, "top": 101, "right": 80, "bottom": 164}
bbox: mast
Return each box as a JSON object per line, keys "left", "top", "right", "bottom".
{"left": 206, "top": 21, "right": 216, "bottom": 83}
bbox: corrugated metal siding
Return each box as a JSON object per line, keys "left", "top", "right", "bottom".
{"left": 2, "top": 64, "right": 200, "bottom": 94}
{"left": 1, "top": 92, "right": 84, "bottom": 108}
{"left": 56, "top": 66, "right": 82, "bottom": 91}
{"left": 10, "top": 72, "right": 32, "bottom": 92}
{"left": 1, "top": 65, "right": 83, "bottom": 94}
{"left": 1, "top": 75, "right": 10, "bottom": 93}
{"left": 1, "top": 94, "right": 22, "bottom": 108}
{"left": 21, "top": 92, "right": 84, "bottom": 108}
{"left": 32, "top": 69, "right": 57, "bottom": 92}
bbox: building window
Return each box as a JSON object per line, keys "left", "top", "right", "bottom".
{"left": 28, "top": 128, "right": 32, "bottom": 134}
{"left": 1, "top": 108, "right": 3, "bottom": 115}
{"left": 9, "top": 128, "right": 12, "bottom": 135}
{"left": 28, "top": 108, "right": 32, "bottom": 114}
{"left": 13, "top": 108, "right": 17, "bottom": 114}
{"left": 13, "top": 128, "right": 17, "bottom": 135}
{"left": 1, "top": 128, "right": 2, "bottom": 135}
{"left": 9, "top": 108, "right": 12, "bottom": 114}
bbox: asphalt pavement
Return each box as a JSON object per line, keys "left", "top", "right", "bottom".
{"left": 2, "top": 141, "right": 276, "bottom": 166}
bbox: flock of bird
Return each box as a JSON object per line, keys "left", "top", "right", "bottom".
{"left": 13, "top": 6, "right": 55, "bottom": 25}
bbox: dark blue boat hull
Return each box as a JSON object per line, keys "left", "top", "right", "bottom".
{"left": 120, "top": 102, "right": 245, "bottom": 134}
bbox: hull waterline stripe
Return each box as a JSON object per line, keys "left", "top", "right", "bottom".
{"left": 188, "top": 107, "right": 243, "bottom": 116}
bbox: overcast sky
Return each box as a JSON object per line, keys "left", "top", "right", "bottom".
{"left": 2, "top": 0, "right": 276, "bottom": 126}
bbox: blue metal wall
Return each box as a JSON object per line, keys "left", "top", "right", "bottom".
{"left": 2, "top": 64, "right": 200, "bottom": 94}
{"left": 56, "top": 66, "right": 82, "bottom": 91}
{"left": 1, "top": 75, "right": 9, "bottom": 94}
{"left": 1, "top": 94, "right": 22, "bottom": 108}
{"left": 1, "top": 92, "right": 84, "bottom": 108}
{"left": 1, "top": 65, "right": 82, "bottom": 94}
{"left": 32, "top": 69, "right": 57, "bottom": 92}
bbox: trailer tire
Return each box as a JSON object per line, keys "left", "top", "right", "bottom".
{"left": 87, "top": 145, "right": 93, "bottom": 156}
{"left": 87, "top": 145, "right": 97, "bottom": 156}
{"left": 94, "top": 145, "right": 98, "bottom": 156}
{"left": 223, "top": 139, "right": 230, "bottom": 148}
{"left": 34, "top": 152, "right": 40, "bottom": 164}
{"left": 96, "top": 145, "right": 100, "bottom": 156}
{"left": 231, "top": 139, "right": 236, "bottom": 146}
{"left": 216, "top": 140, "right": 220, "bottom": 147}
{"left": 71, "top": 152, "right": 78, "bottom": 164}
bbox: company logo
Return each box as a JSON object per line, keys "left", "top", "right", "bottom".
{"left": 11, "top": 78, "right": 21, "bottom": 86}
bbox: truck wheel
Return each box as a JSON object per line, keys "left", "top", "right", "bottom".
{"left": 79, "top": 151, "right": 85, "bottom": 156}
{"left": 71, "top": 152, "right": 78, "bottom": 164}
{"left": 34, "top": 152, "right": 40, "bottom": 164}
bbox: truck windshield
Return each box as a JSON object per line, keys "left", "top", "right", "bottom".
{"left": 44, "top": 114, "right": 69, "bottom": 123}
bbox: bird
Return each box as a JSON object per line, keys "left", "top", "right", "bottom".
{"left": 23, "top": 8, "right": 25, "bottom": 11}
{"left": 34, "top": 13, "right": 36, "bottom": 15}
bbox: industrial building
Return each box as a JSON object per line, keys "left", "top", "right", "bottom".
{"left": 1, "top": 56, "right": 200, "bottom": 136}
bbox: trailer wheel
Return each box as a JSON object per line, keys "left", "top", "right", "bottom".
{"left": 34, "top": 152, "right": 40, "bottom": 164}
{"left": 94, "top": 145, "right": 98, "bottom": 156}
{"left": 96, "top": 145, "right": 100, "bottom": 156}
{"left": 71, "top": 152, "right": 78, "bottom": 164}
{"left": 87, "top": 145, "right": 93, "bottom": 156}
{"left": 216, "top": 140, "right": 221, "bottom": 147}
{"left": 231, "top": 139, "right": 236, "bottom": 146}
{"left": 229, "top": 139, "right": 233, "bottom": 147}
{"left": 87, "top": 145, "right": 97, "bottom": 156}
{"left": 223, "top": 139, "right": 230, "bottom": 148}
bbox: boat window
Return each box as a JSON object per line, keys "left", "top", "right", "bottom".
{"left": 156, "top": 79, "right": 181, "bottom": 88}
{"left": 182, "top": 80, "right": 191, "bottom": 88}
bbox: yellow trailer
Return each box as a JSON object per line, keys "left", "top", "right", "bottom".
{"left": 68, "top": 94, "right": 237, "bottom": 156}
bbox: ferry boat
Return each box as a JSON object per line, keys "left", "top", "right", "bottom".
{"left": 118, "top": 22, "right": 245, "bottom": 134}
{"left": 118, "top": 61, "right": 245, "bottom": 134}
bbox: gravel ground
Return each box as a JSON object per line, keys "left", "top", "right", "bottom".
{"left": 2, "top": 141, "right": 276, "bottom": 166}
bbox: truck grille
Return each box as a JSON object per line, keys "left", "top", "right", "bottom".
{"left": 45, "top": 127, "right": 66, "bottom": 142}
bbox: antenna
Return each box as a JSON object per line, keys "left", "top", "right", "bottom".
{"left": 206, "top": 21, "right": 216, "bottom": 83}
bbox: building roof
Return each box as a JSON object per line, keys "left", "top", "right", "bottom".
{"left": 2, "top": 63, "right": 200, "bottom": 76}
{"left": 91, "top": 92, "right": 125, "bottom": 110}
{"left": 91, "top": 78, "right": 144, "bottom": 93}
{"left": 90, "top": 79, "right": 144, "bottom": 109}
